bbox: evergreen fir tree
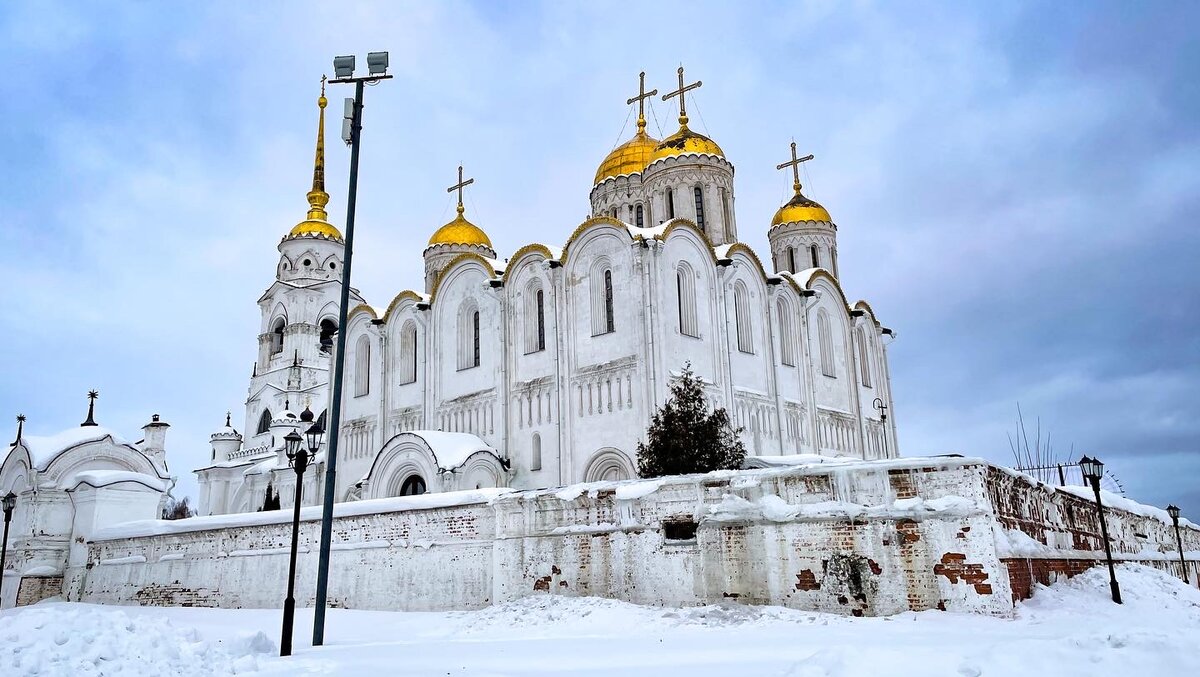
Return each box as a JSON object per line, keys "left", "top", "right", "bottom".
{"left": 636, "top": 362, "right": 746, "bottom": 478}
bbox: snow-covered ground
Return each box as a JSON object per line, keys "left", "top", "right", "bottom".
{"left": 2, "top": 564, "right": 1198, "bottom": 676}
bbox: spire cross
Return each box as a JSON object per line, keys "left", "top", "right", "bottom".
{"left": 776, "top": 141, "right": 814, "bottom": 193}
{"left": 626, "top": 71, "right": 658, "bottom": 131}
{"left": 661, "top": 65, "right": 701, "bottom": 123}
{"left": 447, "top": 165, "right": 474, "bottom": 215}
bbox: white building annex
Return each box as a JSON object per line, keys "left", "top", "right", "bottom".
{"left": 196, "top": 69, "right": 899, "bottom": 516}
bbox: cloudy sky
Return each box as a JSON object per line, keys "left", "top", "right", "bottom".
{"left": 2, "top": 1, "right": 1197, "bottom": 513}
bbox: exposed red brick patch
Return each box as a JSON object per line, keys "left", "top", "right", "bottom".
{"left": 794, "top": 570, "right": 820, "bottom": 591}
{"left": 533, "top": 576, "right": 551, "bottom": 591}
{"left": 851, "top": 609, "right": 863, "bottom": 617}
{"left": 936, "top": 600, "right": 947, "bottom": 611}
{"left": 558, "top": 580, "right": 568, "bottom": 588}
{"left": 867, "top": 559, "right": 882, "bottom": 575}
{"left": 897, "top": 519, "right": 921, "bottom": 544}
{"left": 551, "top": 565, "right": 561, "bottom": 575}
{"left": 933, "top": 552, "right": 992, "bottom": 594}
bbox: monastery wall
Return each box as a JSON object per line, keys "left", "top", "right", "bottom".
{"left": 66, "top": 459, "right": 1199, "bottom": 616}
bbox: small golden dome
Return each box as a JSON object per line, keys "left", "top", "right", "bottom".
{"left": 771, "top": 188, "right": 832, "bottom": 226}
{"left": 594, "top": 126, "right": 660, "bottom": 185}
{"left": 428, "top": 206, "right": 493, "bottom": 248}
{"left": 649, "top": 116, "right": 724, "bottom": 164}
{"left": 289, "top": 219, "right": 344, "bottom": 240}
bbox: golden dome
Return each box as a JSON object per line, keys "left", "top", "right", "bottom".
{"left": 289, "top": 219, "right": 343, "bottom": 240}
{"left": 771, "top": 188, "right": 832, "bottom": 226}
{"left": 594, "top": 124, "right": 660, "bottom": 185}
{"left": 649, "top": 115, "right": 724, "bottom": 164}
{"left": 428, "top": 205, "right": 493, "bottom": 248}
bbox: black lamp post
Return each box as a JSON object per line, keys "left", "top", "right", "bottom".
{"left": 1079, "top": 455, "right": 1121, "bottom": 604}
{"left": 1167, "top": 504, "right": 1189, "bottom": 584}
{"left": 1, "top": 491, "right": 15, "bottom": 601}
{"left": 279, "top": 423, "right": 323, "bottom": 656}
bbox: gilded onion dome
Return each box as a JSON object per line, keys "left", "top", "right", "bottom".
{"left": 771, "top": 185, "right": 832, "bottom": 225}
{"left": 289, "top": 81, "right": 344, "bottom": 241}
{"left": 428, "top": 204, "right": 493, "bottom": 248}
{"left": 649, "top": 113, "right": 724, "bottom": 164}
{"left": 594, "top": 120, "right": 660, "bottom": 185}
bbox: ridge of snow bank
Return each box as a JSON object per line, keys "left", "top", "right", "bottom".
{"left": 0, "top": 604, "right": 276, "bottom": 675}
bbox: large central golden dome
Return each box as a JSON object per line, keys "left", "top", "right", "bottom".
{"left": 594, "top": 126, "right": 660, "bottom": 185}
{"left": 649, "top": 115, "right": 724, "bottom": 164}
{"left": 428, "top": 205, "right": 493, "bottom": 248}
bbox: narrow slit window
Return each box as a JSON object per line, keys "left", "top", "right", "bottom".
{"left": 635, "top": 204, "right": 644, "bottom": 228}
{"left": 693, "top": 186, "right": 705, "bottom": 229}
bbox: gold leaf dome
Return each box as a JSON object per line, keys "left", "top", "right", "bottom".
{"left": 771, "top": 189, "right": 832, "bottom": 226}
{"left": 594, "top": 127, "right": 660, "bottom": 185}
{"left": 649, "top": 116, "right": 724, "bottom": 164}
{"left": 428, "top": 206, "right": 493, "bottom": 248}
{"left": 289, "top": 219, "right": 344, "bottom": 240}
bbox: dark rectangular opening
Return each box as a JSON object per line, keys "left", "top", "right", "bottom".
{"left": 663, "top": 519, "right": 698, "bottom": 542}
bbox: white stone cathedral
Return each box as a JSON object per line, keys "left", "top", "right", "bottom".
{"left": 196, "top": 69, "right": 899, "bottom": 516}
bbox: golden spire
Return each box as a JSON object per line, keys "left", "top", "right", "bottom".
{"left": 306, "top": 75, "right": 330, "bottom": 222}
{"left": 626, "top": 71, "right": 658, "bottom": 135}
{"left": 661, "top": 65, "right": 702, "bottom": 128}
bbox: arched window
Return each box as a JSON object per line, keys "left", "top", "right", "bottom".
{"left": 635, "top": 204, "right": 644, "bottom": 228}
{"left": 524, "top": 282, "right": 546, "bottom": 354}
{"left": 319, "top": 318, "right": 337, "bottom": 354}
{"left": 720, "top": 187, "right": 732, "bottom": 240}
{"left": 531, "top": 432, "right": 542, "bottom": 471}
{"left": 857, "top": 326, "right": 872, "bottom": 387}
{"left": 399, "top": 475, "right": 426, "bottom": 496}
{"left": 734, "top": 282, "right": 753, "bottom": 353}
{"left": 787, "top": 247, "right": 796, "bottom": 273}
{"left": 676, "top": 263, "right": 698, "bottom": 337}
{"left": 591, "top": 262, "right": 615, "bottom": 336}
{"left": 398, "top": 321, "right": 417, "bottom": 384}
{"left": 666, "top": 188, "right": 675, "bottom": 219}
{"left": 257, "top": 409, "right": 272, "bottom": 435}
{"left": 457, "top": 301, "right": 481, "bottom": 370}
{"left": 693, "top": 186, "right": 706, "bottom": 229}
{"left": 817, "top": 310, "right": 835, "bottom": 377}
{"left": 777, "top": 298, "right": 795, "bottom": 366}
{"left": 354, "top": 335, "right": 371, "bottom": 396}
{"left": 270, "top": 318, "right": 285, "bottom": 354}
{"left": 810, "top": 244, "right": 820, "bottom": 269}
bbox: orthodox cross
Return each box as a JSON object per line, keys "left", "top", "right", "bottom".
{"left": 776, "top": 141, "right": 814, "bottom": 193}
{"left": 447, "top": 165, "right": 474, "bottom": 214}
{"left": 626, "top": 71, "right": 658, "bottom": 129}
{"left": 81, "top": 389, "right": 99, "bottom": 427}
{"left": 661, "top": 66, "right": 701, "bottom": 122}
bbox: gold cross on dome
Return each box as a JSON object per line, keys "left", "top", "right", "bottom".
{"left": 626, "top": 71, "right": 658, "bottom": 130}
{"left": 661, "top": 66, "right": 701, "bottom": 123}
{"left": 447, "top": 165, "right": 474, "bottom": 214}
{"left": 776, "top": 140, "right": 814, "bottom": 193}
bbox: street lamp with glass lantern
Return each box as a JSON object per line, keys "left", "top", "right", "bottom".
{"left": 1079, "top": 455, "right": 1121, "bottom": 604}
{"left": 1, "top": 491, "right": 16, "bottom": 601}
{"left": 1166, "top": 504, "right": 1188, "bottom": 584}
{"left": 279, "top": 424, "right": 321, "bottom": 656}
{"left": 313, "top": 51, "right": 392, "bottom": 647}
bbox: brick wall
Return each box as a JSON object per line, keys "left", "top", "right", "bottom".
{"left": 16, "top": 575, "right": 63, "bottom": 606}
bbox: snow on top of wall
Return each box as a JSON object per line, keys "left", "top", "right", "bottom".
{"left": 14, "top": 426, "right": 134, "bottom": 470}
{"left": 66, "top": 470, "right": 166, "bottom": 492}
{"left": 1057, "top": 485, "right": 1198, "bottom": 531}
{"left": 93, "top": 487, "right": 513, "bottom": 542}
{"left": 706, "top": 492, "right": 980, "bottom": 524}
{"left": 410, "top": 431, "right": 498, "bottom": 471}
{"left": 744, "top": 454, "right": 857, "bottom": 469}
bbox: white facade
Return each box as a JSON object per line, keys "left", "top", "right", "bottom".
{"left": 196, "top": 76, "right": 900, "bottom": 516}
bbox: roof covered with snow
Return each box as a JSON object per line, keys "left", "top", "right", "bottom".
{"left": 9, "top": 426, "right": 138, "bottom": 471}
{"left": 66, "top": 470, "right": 166, "bottom": 493}
{"left": 409, "top": 431, "right": 498, "bottom": 471}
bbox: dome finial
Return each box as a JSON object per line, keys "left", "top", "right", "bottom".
{"left": 776, "top": 139, "right": 815, "bottom": 196}
{"left": 306, "top": 75, "right": 330, "bottom": 222}
{"left": 662, "top": 65, "right": 701, "bottom": 128}
{"left": 626, "top": 71, "right": 658, "bottom": 135}
{"left": 447, "top": 164, "right": 475, "bottom": 217}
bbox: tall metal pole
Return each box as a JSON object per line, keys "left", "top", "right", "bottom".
{"left": 0, "top": 508, "right": 12, "bottom": 603}
{"left": 1089, "top": 477, "right": 1122, "bottom": 604}
{"left": 1171, "top": 516, "right": 1190, "bottom": 583}
{"left": 312, "top": 78, "right": 364, "bottom": 647}
{"left": 280, "top": 453, "right": 306, "bottom": 657}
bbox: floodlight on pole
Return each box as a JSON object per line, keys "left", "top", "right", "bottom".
{"left": 313, "top": 51, "right": 392, "bottom": 648}
{"left": 366, "top": 51, "right": 389, "bottom": 75}
{"left": 333, "top": 55, "right": 355, "bottom": 79}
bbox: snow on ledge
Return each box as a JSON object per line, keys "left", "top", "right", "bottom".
{"left": 93, "top": 487, "right": 513, "bottom": 542}
{"left": 65, "top": 470, "right": 166, "bottom": 493}
{"left": 1056, "top": 485, "right": 1199, "bottom": 530}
